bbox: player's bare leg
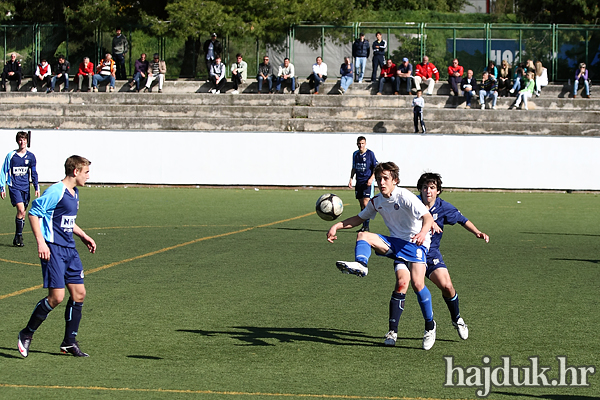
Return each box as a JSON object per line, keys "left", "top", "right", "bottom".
{"left": 410, "top": 262, "right": 437, "bottom": 350}
{"left": 336, "top": 231, "right": 389, "bottom": 277}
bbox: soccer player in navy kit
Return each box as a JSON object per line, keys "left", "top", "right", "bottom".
{"left": 330, "top": 162, "right": 438, "bottom": 350}
{"left": 0, "top": 131, "right": 40, "bottom": 247}
{"left": 348, "top": 136, "right": 377, "bottom": 232}
{"left": 18, "top": 156, "right": 96, "bottom": 358}
{"left": 417, "top": 172, "right": 489, "bottom": 341}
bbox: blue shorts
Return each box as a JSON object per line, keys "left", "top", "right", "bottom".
{"left": 376, "top": 235, "right": 428, "bottom": 264}
{"left": 425, "top": 248, "right": 448, "bottom": 279}
{"left": 355, "top": 182, "right": 373, "bottom": 200}
{"left": 41, "top": 243, "right": 84, "bottom": 288}
{"left": 8, "top": 187, "right": 30, "bottom": 208}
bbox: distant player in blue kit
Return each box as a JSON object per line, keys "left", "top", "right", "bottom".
{"left": 329, "top": 162, "right": 438, "bottom": 350}
{"left": 417, "top": 172, "right": 489, "bottom": 341}
{"left": 17, "top": 155, "right": 96, "bottom": 358}
{"left": 348, "top": 136, "right": 377, "bottom": 232}
{"left": 0, "top": 131, "right": 40, "bottom": 247}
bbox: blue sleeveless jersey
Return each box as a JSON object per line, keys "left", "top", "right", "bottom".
{"left": 0, "top": 150, "right": 39, "bottom": 193}
{"left": 29, "top": 182, "right": 79, "bottom": 248}
{"left": 352, "top": 149, "right": 378, "bottom": 184}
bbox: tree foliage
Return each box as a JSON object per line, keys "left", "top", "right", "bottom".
{"left": 515, "top": 0, "right": 599, "bottom": 24}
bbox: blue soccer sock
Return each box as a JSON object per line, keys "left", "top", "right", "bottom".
{"left": 354, "top": 240, "right": 371, "bottom": 266}
{"left": 64, "top": 298, "right": 84, "bottom": 344}
{"left": 388, "top": 292, "right": 406, "bottom": 333}
{"left": 15, "top": 217, "right": 25, "bottom": 236}
{"left": 415, "top": 286, "right": 434, "bottom": 330}
{"left": 444, "top": 293, "right": 461, "bottom": 323}
{"left": 25, "top": 298, "right": 54, "bottom": 334}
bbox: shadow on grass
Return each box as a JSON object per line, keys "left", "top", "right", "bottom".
{"left": 521, "top": 231, "right": 600, "bottom": 238}
{"left": 494, "top": 391, "right": 599, "bottom": 399}
{"left": 177, "top": 326, "right": 432, "bottom": 349}
{"left": 551, "top": 258, "right": 600, "bottom": 264}
{"left": 127, "top": 355, "right": 164, "bottom": 360}
{"left": 0, "top": 345, "right": 62, "bottom": 358}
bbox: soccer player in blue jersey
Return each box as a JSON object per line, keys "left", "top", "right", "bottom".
{"left": 0, "top": 131, "right": 40, "bottom": 247}
{"left": 329, "top": 162, "right": 438, "bottom": 350}
{"left": 417, "top": 172, "right": 489, "bottom": 341}
{"left": 348, "top": 136, "right": 378, "bottom": 232}
{"left": 17, "top": 155, "right": 96, "bottom": 358}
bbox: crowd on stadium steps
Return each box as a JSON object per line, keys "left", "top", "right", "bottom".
{"left": 1, "top": 30, "right": 593, "bottom": 102}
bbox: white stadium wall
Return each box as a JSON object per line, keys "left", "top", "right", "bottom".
{"left": 1, "top": 129, "right": 599, "bottom": 190}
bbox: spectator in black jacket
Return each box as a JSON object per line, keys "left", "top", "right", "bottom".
{"left": 257, "top": 55, "right": 274, "bottom": 94}
{"left": 49, "top": 55, "right": 70, "bottom": 93}
{"left": 460, "top": 69, "right": 478, "bottom": 108}
{"left": 2, "top": 52, "right": 22, "bottom": 91}
{"left": 203, "top": 33, "right": 223, "bottom": 80}
{"left": 352, "top": 33, "right": 370, "bottom": 83}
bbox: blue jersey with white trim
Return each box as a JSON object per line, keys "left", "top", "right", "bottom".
{"left": 0, "top": 150, "right": 39, "bottom": 193}
{"left": 29, "top": 182, "right": 79, "bottom": 248}
{"left": 419, "top": 196, "right": 468, "bottom": 251}
{"left": 352, "top": 149, "right": 377, "bottom": 184}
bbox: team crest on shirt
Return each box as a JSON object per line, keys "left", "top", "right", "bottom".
{"left": 432, "top": 213, "right": 438, "bottom": 221}
{"left": 394, "top": 203, "right": 400, "bottom": 210}
{"left": 25, "top": 160, "right": 29, "bottom": 165}
{"left": 433, "top": 258, "right": 439, "bottom": 265}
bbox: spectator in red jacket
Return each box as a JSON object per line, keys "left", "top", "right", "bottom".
{"left": 376, "top": 59, "right": 397, "bottom": 95}
{"left": 447, "top": 58, "right": 464, "bottom": 96}
{"left": 76, "top": 57, "right": 94, "bottom": 92}
{"left": 414, "top": 55, "right": 439, "bottom": 95}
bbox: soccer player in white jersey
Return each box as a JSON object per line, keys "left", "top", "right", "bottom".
{"left": 327, "top": 161, "right": 437, "bottom": 350}
{"left": 0, "top": 131, "right": 40, "bottom": 247}
{"left": 17, "top": 156, "right": 96, "bottom": 358}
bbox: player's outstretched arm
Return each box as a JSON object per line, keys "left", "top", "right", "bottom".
{"left": 73, "top": 224, "right": 97, "bottom": 253}
{"left": 327, "top": 215, "right": 364, "bottom": 243}
{"left": 463, "top": 220, "right": 489, "bottom": 243}
{"left": 28, "top": 214, "right": 50, "bottom": 260}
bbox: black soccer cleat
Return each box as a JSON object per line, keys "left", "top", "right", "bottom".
{"left": 60, "top": 341, "right": 89, "bottom": 357}
{"left": 13, "top": 235, "right": 24, "bottom": 247}
{"left": 18, "top": 330, "right": 33, "bottom": 357}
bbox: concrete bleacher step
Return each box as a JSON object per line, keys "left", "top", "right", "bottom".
{"left": 0, "top": 82, "right": 598, "bottom": 135}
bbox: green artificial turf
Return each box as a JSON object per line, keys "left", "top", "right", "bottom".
{"left": 0, "top": 187, "right": 598, "bottom": 400}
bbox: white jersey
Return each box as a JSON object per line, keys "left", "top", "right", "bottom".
{"left": 358, "top": 186, "right": 431, "bottom": 249}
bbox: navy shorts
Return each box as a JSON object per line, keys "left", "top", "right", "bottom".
{"left": 41, "top": 243, "right": 84, "bottom": 288}
{"left": 355, "top": 182, "right": 373, "bottom": 199}
{"left": 425, "top": 248, "right": 448, "bottom": 279}
{"left": 8, "top": 187, "right": 30, "bottom": 208}
{"left": 376, "top": 234, "right": 428, "bottom": 264}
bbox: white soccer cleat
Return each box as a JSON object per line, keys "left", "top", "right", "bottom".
{"left": 422, "top": 321, "right": 436, "bottom": 350}
{"left": 335, "top": 261, "right": 368, "bottom": 277}
{"left": 453, "top": 317, "right": 469, "bottom": 340}
{"left": 384, "top": 330, "right": 397, "bottom": 346}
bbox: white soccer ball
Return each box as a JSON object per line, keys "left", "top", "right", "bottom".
{"left": 315, "top": 193, "right": 344, "bottom": 221}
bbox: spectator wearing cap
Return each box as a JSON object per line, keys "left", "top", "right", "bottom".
{"left": 112, "top": 28, "right": 129, "bottom": 80}
{"left": 203, "top": 33, "right": 223, "bottom": 81}
{"left": 49, "top": 54, "right": 70, "bottom": 93}
{"left": 396, "top": 57, "right": 413, "bottom": 95}
{"left": 143, "top": 53, "right": 167, "bottom": 93}
{"left": 352, "top": 33, "right": 369, "bottom": 83}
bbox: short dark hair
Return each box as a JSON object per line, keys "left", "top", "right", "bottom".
{"left": 236, "top": 53, "right": 243, "bottom": 58}
{"left": 65, "top": 156, "right": 91, "bottom": 176}
{"left": 153, "top": 53, "right": 159, "bottom": 58}
{"left": 374, "top": 162, "right": 400, "bottom": 184}
{"left": 357, "top": 136, "right": 366, "bottom": 142}
{"left": 16, "top": 131, "right": 28, "bottom": 142}
{"left": 58, "top": 54, "right": 65, "bottom": 60}
{"left": 376, "top": 31, "right": 382, "bottom": 36}
{"left": 417, "top": 172, "right": 443, "bottom": 194}
{"left": 284, "top": 57, "right": 289, "bottom": 62}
